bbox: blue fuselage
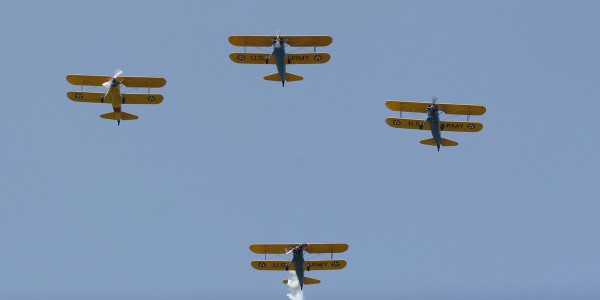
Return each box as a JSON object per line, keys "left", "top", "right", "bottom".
{"left": 427, "top": 108, "right": 442, "bottom": 150}
{"left": 291, "top": 248, "right": 305, "bottom": 289}
{"left": 272, "top": 38, "right": 286, "bottom": 86}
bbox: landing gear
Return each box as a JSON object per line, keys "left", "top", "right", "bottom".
{"left": 265, "top": 58, "right": 269, "bottom": 64}
{"left": 287, "top": 56, "right": 291, "bottom": 64}
{"left": 306, "top": 264, "right": 310, "bottom": 271}
{"left": 419, "top": 123, "right": 424, "bottom": 130}
{"left": 440, "top": 124, "right": 445, "bottom": 131}
{"left": 285, "top": 264, "right": 289, "bottom": 271}
{"left": 100, "top": 96, "right": 104, "bottom": 103}
{"left": 117, "top": 119, "right": 120, "bottom": 126}
{"left": 122, "top": 96, "right": 126, "bottom": 104}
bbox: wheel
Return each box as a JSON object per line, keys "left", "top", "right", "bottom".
{"left": 287, "top": 57, "right": 291, "bottom": 64}
{"left": 306, "top": 264, "right": 310, "bottom": 271}
{"left": 419, "top": 123, "right": 424, "bottom": 130}
{"left": 440, "top": 124, "right": 445, "bottom": 131}
{"left": 122, "top": 96, "right": 126, "bottom": 104}
{"left": 285, "top": 265, "right": 289, "bottom": 271}
{"left": 100, "top": 96, "right": 104, "bottom": 103}
{"left": 265, "top": 58, "right": 269, "bottom": 64}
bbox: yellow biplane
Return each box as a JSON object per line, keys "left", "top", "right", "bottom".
{"left": 250, "top": 243, "right": 348, "bottom": 290}
{"left": 386, "top": 97, "right": 486, "bottom": 151}
{"left": 229, "top": 33, "right": 332, "bottom": 86}
{"left": 66, "top": 70, "right": 166, "bottom": 125}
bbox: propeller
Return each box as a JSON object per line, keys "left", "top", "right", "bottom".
{"left": 102, "top": 69, "right": 123, "bottom": 88}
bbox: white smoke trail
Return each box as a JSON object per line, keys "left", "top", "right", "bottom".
{"left": 286, "top": 271, "right": 304, "bottom": 300}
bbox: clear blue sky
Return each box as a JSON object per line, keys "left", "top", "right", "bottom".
{"left": 1, "top": 1, "right": 599, "bottom": 299}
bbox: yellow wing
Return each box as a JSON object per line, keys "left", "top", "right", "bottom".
{"left": 230, "top": 53, "right": 330, "bottom": 64}
{"left": 385, "top": 118, "right": 427, "bottom": 130}
{"left": 251, "top": 260, "right": 347, "bottom": 271}
{"left": 228, "top": 35, "right": 333, "bottom": 47}
{"left": 121, "top": 93, "right": 163, "bottom": 104}
{"left": 386, "top": 118, "right": 483, "bottom": 132}
{"left": 250, "top": 243, "right": 348, "bottom": 254}
{"left": 119, "top": 77, "right": 166, "bottom": 88}
{"left": 67, "top": 91, "right": 107, "bottom": 103}
{"left": 67, "top": 91, "right": 163, "bottom": 104}
{"left": 386, "top": 101, "right": 486, "bottom": 115}
{"left": 67, "top": 75, "right": 166, "bottom": 88}
{"left": 67, "top": 75, "right": 111, "bottom": 86}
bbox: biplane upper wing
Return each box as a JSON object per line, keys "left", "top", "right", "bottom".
{"left": 305, "top": 243, "right": 349, "bottom": 253}
{"left": 386, "top": 118, "right": 483, "bottom": 132}
{"left": 251, "top": 260, "right": 347, "bottom": 271}
{"left": 250, "top": 243, "right": 348, "bottom": 254}
{"left": 386, "top": 101, "right": 486, "bottom": 115}
{"left": 119, "top": 77, "right": 166, "bottom": 88}
{"left": 66, "top": 75, "right": 166, "bottom": 88}
{"left": 67, "top": 75, "right": 111, "bottom": 86}
{"left": 228, "top": 35, "right": 333, "bottom": 47}
{"left": 230, "top": 53, "right": 330, "bottom": 64}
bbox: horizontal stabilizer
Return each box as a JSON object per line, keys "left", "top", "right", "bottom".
{"left": 283, "top": 276, "right": 321, "bottom": 285}
{"left": 263, "top": 72, "right": 304, "bottom": 82}
{"left": 420, "top": 138, "right": 458, "bottom": 147}
{"left": 100, "top": 112, "right": 139, "bottom": 121}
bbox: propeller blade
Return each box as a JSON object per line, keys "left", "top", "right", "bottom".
{"left": 432, "top": 96, "right": 439, "bottom": 104}
{"left": 102, "top": 81, "right": 111, "bottom": 88}
{"left": 113, "top": 69, "right": 123, "bottom": 78}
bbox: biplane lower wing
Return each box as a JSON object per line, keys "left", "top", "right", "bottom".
{"left": 67, "top": 91, "right": 107, "bottom": 103}
{"left": 67, "top": 75, "right": 166, "bottom": 88}
{"left": 251, "top": 260, "right": 347, "bottom": 271}
{"left": 67, "top": 92, "right": 163, "bottom": 104}
{"left": 386, "top": 118, "right": 483, "bottom": 132}
{"left": 230, "top": 53, "right": 330, "bottom": 64}
{"left": 228, "top": 35, "right": 333, "bottom": 47}
{"left": 121, "top": 93, "right": 164, "bottom": 104}
{"left": 250, "top": 243, "right": 349, "bottom": 254}
{"left": 386, "top": 101, "right": 486, "bottom": 116}
{"left": 283, "top": 277, "right": 320, "bottom": 285}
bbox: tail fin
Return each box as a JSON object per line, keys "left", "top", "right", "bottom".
{"left": 263, "top": 72, "right": 304, "bottom": 82}
{"left": 283, "top": 276, "right": 320, "bottom": 285}
{"left": 420, "top": 137, "right": 458, "bottom": 147}
{"left": 100, "top": 112, "right": 139, "bottom": 121}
